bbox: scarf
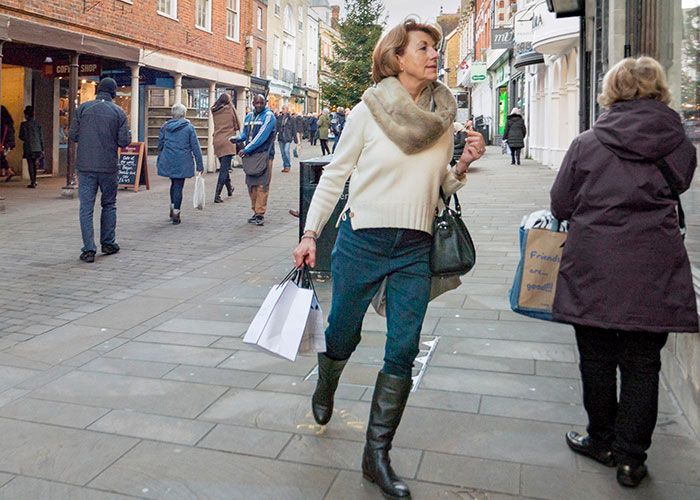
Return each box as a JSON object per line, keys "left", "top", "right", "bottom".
{"left": 362, "top": 77, "right": 457, "bottom": 155}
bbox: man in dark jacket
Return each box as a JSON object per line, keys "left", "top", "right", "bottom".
{"left": 69, "top": 77, "right": 131, "bottom": 263}
{"left": 19, "top": 105, "right": 44, "bottom": 188}
{"left": 276, "top": 106, "right": 296, "bottom": 172}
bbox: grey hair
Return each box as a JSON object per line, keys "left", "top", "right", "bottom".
{"left": 323, "top": 108, "right": 329, "bottom": 114}
{"left": 171, "top": 103, "right": 187, "bottom": 119}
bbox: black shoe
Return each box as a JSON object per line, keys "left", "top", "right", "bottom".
{"left": 27, "top": 183, "right": 36, "bottom": 188}
{"left": 225, "top": 179, "right": 234, "bottom": 197}
{"left": 617, "top": 464, "right": 647, "bottom": 488}
{"left": 79, "top": 251, "right": 95, "bottom": 263}
{"left": 172, "top": 212, "right": 181, "bottom": 225}
{"left": 252, "top": 215, "right": 264, "bottom": 226}
{"left": 362, "top": 372, "right": 413, "bottom": 499}
{"left": 312, "top": 354, "right": 349, "bottom": 425}
{"left": 169, "top": 207, "right": 174, "bottom": 220}
{"left": 565, "top": 431, "right": 615, "bottom": 467}
{"left": 214, "top": 195, "right": 224, "bottom": 203}
{"left": 101, "top": 243, "right": 120, "bottom": 255}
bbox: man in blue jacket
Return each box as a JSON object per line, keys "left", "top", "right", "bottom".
{"left": 69, "top": 77, "right": 131, "bottom": 263}
{"left": 236, "top": 94, "right": 276, "bottom": 226}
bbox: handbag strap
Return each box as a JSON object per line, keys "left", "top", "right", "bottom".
{"left": 439, "top": 187, "right": 462, "bottom": 215}
{"left": 655, "top": 158, "right": 686, "bottom": 238}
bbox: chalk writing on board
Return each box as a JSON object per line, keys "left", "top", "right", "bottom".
{"left": 117, "top": 153, "right": 139, "bottom": 185}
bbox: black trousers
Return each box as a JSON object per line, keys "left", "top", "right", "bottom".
{"left": 510, "top": 147, "right": 522, "bottom": 164}
{"left": 574, "top": 325, "right": 668, "bottom": 466}
{"left": 319, "top": 139, "right": 330, "bottom": 156}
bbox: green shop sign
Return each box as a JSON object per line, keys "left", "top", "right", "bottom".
{"left": 470, "top": 62, "right": 487, "bottom": 83}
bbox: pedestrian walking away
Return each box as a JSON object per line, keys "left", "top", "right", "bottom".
{"left": 0, "top": 105, "right": 16, "bottom": 182}
{"left": 503, "top": 107, "right": 526, "bottom": 165}
{"left": 211, "top": 93, "right": 241, "bottom": 203}
{"left": 550, "top": 57, "right": 697, "bottom": 489}
{"left": 330, "top": 106, "right": 346, "bottom": 154}
{"left": 292, "top": 19, "right": 486, "bottom": 500}
{"left": 276, "top": 105, "right": 296, "bottom": 172}
{"left": 157, "top": 103, "right": 204, "bottom": 225}
{"left": 317, "top": 108, "right": 331, "bottom": 156}
{"left": 68, "top": 77, "right": 131, "bottom": 263}
{"left": 19, "top": 106, "right": 44, "bottom": 188}
{"left": 308, "top": 113, "right": 319, "bottom": 146}
{"left": 234, "top": 94, "right": 277, "bottom": 226}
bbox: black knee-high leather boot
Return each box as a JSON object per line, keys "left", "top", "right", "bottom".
{"left": 362, "top": 372, "right": 413, "bottom": 499}
{"left": 311, "top": 353, "right": 348, "bottom": 425}
{"left": 224, "top": 178, "right": 234, "bottom": 196}
{"left": 214, "top": 183, "right": 224, "bottom": 203}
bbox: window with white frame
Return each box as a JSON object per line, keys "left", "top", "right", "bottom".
{"left": 284, "top": 4, "right": 294, "bottom": 34}
{"left": 256, "top": 47, "right": 262, "bottom": 77}
{"left": 274, "top": 0, "right": 280, "bottom": 17}
{"left": 157, "top": 0, "right": 177, "bottom": 18}
{"left": 195, "top": 0, "right": 211, "bottom": 30}
{"left": 298, "top": 6, "right": 303, "bottom": 31}
{"left": 226, "top": 0, "right": 240, "bottom": 40}
{"left": 257, "top": 7, "right": 263, "bottom": 30}
{"left": 273, "top": 36, "right": 281, "bottom": 71}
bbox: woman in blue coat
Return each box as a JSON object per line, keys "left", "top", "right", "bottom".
{"left": 157, "top": 104, "right": 204, "bottom": 224}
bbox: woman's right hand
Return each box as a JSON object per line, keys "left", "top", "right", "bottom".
{"left": 293, "top": 236, "right": 317, "bottom": 269}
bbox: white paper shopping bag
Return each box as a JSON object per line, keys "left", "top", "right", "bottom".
{"left": 244, "top": 279, "right": 315, "bottom": 361}
{"left": 299, "top": 296, "right": 325, "bottom": 354}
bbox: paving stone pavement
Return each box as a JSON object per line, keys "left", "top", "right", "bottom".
{"left": 0, "top": 144, "right": 698, "bottom": 500}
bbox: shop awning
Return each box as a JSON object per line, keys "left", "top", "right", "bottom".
{"left": 514, "top": 51, "right": 545, "bottom": 68}
{"left": 0, "top": 14, "right": 139, "bottom": 61}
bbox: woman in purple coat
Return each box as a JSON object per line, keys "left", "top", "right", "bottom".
{"left": 550, "top": 57, "right": 697, "bottom": 488}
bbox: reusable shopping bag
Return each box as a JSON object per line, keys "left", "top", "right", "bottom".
{"left": 193, "top": 173, "right": 205, "bottom": 210}
{"left": 509, "top": 212, "right": 567, "bottom": 321}
{"left": 243, "top": 268, "right": 324, "bottom": 361}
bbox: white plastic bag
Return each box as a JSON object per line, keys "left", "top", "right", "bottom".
{"left": 193, "top": 173, "right": 205, "bottom": 210}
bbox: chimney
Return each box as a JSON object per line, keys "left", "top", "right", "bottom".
{"left": 331, "top": 5, "right": 340, "bottom": 30}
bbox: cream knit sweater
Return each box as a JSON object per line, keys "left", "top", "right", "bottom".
{"left": 304, "top": 101, "right": 466, "bottom": 236}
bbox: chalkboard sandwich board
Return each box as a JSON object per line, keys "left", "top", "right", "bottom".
{"left": 118, "top": 142, "right": 150, "bottom": 192}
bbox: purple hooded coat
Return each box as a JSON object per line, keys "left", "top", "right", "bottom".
{"left": 550, "top": 98, "right": 698, "bottom": 333}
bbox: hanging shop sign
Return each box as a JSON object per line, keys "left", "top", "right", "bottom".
{"left": 492, "top": 28, "right": 515, "bottom": 50}
{"left": 470, "top": 61, "right": 487, "bottom": 83}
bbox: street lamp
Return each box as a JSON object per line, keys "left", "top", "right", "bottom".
{"left": 545, "top": 0, "right": 584, "bottom": 18}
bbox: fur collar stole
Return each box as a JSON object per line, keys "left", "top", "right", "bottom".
{"left": 362, "top": 77, "right": 456, "bottom": 155}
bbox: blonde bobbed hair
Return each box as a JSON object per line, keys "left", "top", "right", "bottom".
{"left": 597, "top": 56, "right": 672, "bottom": 108}
{"left": 371, "top": 19, "right": 442, "bottom": 84}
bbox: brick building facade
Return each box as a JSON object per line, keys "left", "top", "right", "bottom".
{"left": 0, "top": 0, "right": 256, "bottom": 178}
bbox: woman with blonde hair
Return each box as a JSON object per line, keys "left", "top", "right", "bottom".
{"left": 292, "top": 19, "right": 485, "bottom": 499}
{"left": 551, "top": 57, "right": 697, "bottom": 488}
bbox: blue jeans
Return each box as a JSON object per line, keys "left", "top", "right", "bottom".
{"left": 325, "top": 215, "right": 432, "bottom": 377}
{"left": 279, "top": 141, "right": 292, "bottom": 168}
{"left": 332, "top": 133, "right": 342, "bottom": 153}
{"left": 217, "top": 155, "right": 232, "bottom": 186}
{"left": 78, "top": 171, "right": 118, "bottom": 253}
{"left": 170, "top": 178, "right": 185, "bottom": 210}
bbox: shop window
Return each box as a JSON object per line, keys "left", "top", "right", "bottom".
{"left": 157, "top": 0, "right": 177, "bottom": 19}
{"left": 257, "top": 7, "right": 264, "bottom": 31}
{"left": 256, "top": 47, "right": 263, "bottom": 78}
{"left": 196, "top": 0, "right": 212, "bottom": 31}
{"left": 226, "top": 0, "right": 240, "bottom": 41}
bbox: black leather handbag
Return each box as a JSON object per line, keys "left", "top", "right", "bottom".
{"left": 430, "top": 188, "right": 476, "bottom": 277}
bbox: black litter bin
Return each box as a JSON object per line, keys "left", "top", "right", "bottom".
{"left": 299, "top": 155, "right": 349, "bottom": 276}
